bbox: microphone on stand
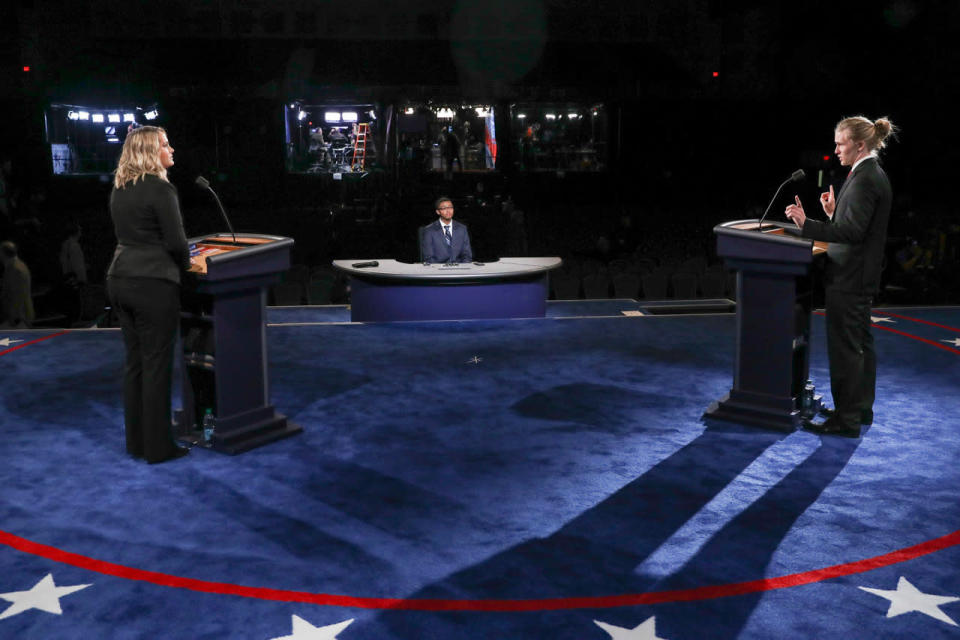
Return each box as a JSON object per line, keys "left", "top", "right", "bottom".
{"left": 195, "top": 176, "right": 237, "bottom": 244}
{"left": 757, "top": 169, "right": 806, "bottom": 230}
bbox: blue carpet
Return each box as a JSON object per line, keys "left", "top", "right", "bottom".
{"left": 1, "top": 307, "right": 959, "bottom": 639}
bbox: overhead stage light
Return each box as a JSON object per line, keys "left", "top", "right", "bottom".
{"left": 78, "top": 111, "right": 90, "bottom": 120}
{"left": 144, "top": 109, "right": 158, "bottom": 120}
{"left": 92, "top": 113, "right": 104, "bottom": 123}
{"left": 67, "top": 111, "right": 80, "bottom": 120}
{"left": 341, "top": 111, "right": 358, "bottom": 122}
{"left": 324, "top": 112, "right": 341, "bottom": 123}
{"left": 517, "top": 113, "right": 526, "bottom": 119}
{"left": 108, "top": 114, "right": 121, "bottom": 123}
{"left": 404, "top": 107, "right": 414, "bottom": 115}
{"left": 123, "top": 113, "right": 135, "bottom": 122}
{"left": 298, "top": 110, "right": 307, "bottom": 121}
{"left": 545, "top": 113, "right": 556, "bottom": 120}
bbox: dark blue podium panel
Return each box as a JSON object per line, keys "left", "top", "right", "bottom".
{"left": 351, "top": 277, "right": 547, "bottom": 322}
{"left": 704, "top": 219, "right": 825, "bottom": 432}
{"left": 178, "top": 233, "right": 301, "bottom": 454}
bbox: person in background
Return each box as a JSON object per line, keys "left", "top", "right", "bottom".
{"left": 0, "top": 240, "right": 34, "bottom": 329}
{"left": 106, "top": 126, "right": 191, "bottom": 463}
{"left": 59, "top": 221, "right": 87, "bottom": 287}
{"left": 421, "top": 196, "right": 472, "bottom": 264}
{"left": 785, "top": 115, "right": 897, "bottom": 438}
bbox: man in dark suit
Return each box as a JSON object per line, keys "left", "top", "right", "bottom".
{"left": 421, "top": 196, "right": 473, "bottom": 264}
{"left": 785, "top": 116, "right": 897, "bottom": 438}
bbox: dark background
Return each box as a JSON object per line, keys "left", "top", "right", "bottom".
{"left": 2, "top": 0, "right": 957, "bottom": 307}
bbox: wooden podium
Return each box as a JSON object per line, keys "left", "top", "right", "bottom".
{"left": 175, "top": 233, "right": 302, "bottom": 453}
{"left": 704, "top": 219, "right": 827, "bottom": 431}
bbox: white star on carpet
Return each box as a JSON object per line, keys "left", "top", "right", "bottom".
{"left": 941, "top": 337, "right": 960, "bottom": 347}
{"left": 871, "top": 316, "right": 894, "bottom": 324}
{"left": 466, "top": 355, "right": 483, "bottom": 364}
{"left": 269, "top": 615, "right": 354, "bottom": 639}
{"left": 859, "top": 576, "right": 959, "bottom": 626}
{"left": 0, "top": 573, "right": 91, "bottom": 620}
{"left": 0, "top": 337, "right": 24, "bottom": 347}
{"left": 594, "top": 616, "right": 668, "bottom": 639}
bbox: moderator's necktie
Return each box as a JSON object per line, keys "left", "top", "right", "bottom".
{"left": 443, "top": 226, "right": 452, "bottom": 245}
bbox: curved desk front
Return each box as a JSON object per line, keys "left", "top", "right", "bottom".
{"left": 333, "top": 258, "right": 562, "bottom": 322}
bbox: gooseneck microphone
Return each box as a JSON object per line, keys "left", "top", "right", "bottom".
{"left": 757, "top": 169, "right": 806, "bottom": 230}
{"left": 195, "top": 176, "right": 237, "bottom": 244}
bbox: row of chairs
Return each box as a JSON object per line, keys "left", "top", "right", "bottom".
{"left": 551, "top": 267, "right": 734, "bottom": 300}
{"left": 271, "top": 265, "right": 340, "bottom": 305}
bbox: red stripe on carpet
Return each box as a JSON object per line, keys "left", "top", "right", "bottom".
{"left": 811, "top": 311, "right": 960, "bottom": 354}
{"left": 2, "top": 527, "right": 959, "bottom": 611}
{"left": 874, "top": 325, "right": 960, "bottom": 354}
{"left": 0, "top": 331, "right": 70, "bottom": 357}
{"left": 877, "top": 311, "right": 960, "bottom": 334}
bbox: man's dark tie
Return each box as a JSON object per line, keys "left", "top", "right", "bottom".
{"left": 443, "top": 225, "right": 452, "bottom": 245}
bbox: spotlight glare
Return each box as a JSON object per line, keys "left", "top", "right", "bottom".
{"left": 404, "top": 107, "right": 414, "bottom": 115}
{"left": 298, "top": 110, "right": 307, "bottom": 120}
{"left": 545, "top": 113, "right": 556, "bottom": 120}
{"left": 517, "top": 113, "right": 526, "bottom": 119}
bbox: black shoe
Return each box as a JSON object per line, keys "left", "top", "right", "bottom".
{"left": 804, "top": 416, "right": 861, "bottom": 438}
{"left": 819, "top": 406, "right": 873, "bottom": 425}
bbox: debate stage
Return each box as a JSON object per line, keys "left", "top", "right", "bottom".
{"left": 2, "top": 302, "right": 959, "bottom": 639}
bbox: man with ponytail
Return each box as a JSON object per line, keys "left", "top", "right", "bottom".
{"left": 785, "top": 115, "right": 896, "bottom": 437}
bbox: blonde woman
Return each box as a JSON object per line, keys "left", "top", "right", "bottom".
{"left": 106, "top": 126, "right": 190, "bottom": 463}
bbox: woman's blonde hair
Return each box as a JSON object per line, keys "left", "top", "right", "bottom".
{"left": 113, "top": 126, "right": 168, "bottom": 189}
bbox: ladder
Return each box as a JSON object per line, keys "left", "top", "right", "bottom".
{"left": 351, "top": 123, "right": 370, "bottom": 171}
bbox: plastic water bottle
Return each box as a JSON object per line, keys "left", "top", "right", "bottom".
{"left": 202, "top": 409, "right": 215, "bottom": 445}
{"left": 802, "top": 381, "right": 815, "bottom": 415}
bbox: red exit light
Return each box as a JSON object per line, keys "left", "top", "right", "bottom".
{"left": 822, "top": 155, "right": 830, "bottom": 162}
{"left": 22, "top": 66, "right": 31, "bottom": 72}
{"left": 712, "top": 71, "right": 719, "bottom": 78}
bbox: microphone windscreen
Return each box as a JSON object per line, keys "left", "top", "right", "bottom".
{"left": 195, "top": 176, "right": 210, "bottom": 189}
{"left": 791, "top": 169, "right": 806, "bottom": 182}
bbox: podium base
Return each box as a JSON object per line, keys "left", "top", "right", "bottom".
{"left": 176, "top": 405, "right": 303, "bottom": 455}
{"left": 704, "top": 390, "right": 800, "bottom": 432}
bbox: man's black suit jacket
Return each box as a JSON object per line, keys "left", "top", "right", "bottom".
{"left": 801, "top": 157, "right": 892, "bottom": 295}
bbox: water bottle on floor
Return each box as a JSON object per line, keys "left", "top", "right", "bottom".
{"left": 202, "top": 408, "right": 215, "bottom": 445}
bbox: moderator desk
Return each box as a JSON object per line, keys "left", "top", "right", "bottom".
{"left": 333, "top": 258, "right": 562, "bottom": 322}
